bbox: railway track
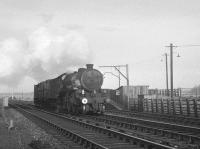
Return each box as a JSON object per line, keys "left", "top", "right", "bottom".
{"left": 106, "top": 110, "right": 200, "bottom": 127}
{"left": 80, "top": 113, "right": 200, "bottom": 149}
{"left": 10, "top": 102, "right": 175, "bottom": 149}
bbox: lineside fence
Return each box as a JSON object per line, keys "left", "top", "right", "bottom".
{"left": 130, "top": 97, "right": 200, "bottom": 118}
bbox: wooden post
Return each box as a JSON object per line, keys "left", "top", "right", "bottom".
{"left": 193, "top": 99, "right": 198, "bottom": 117}
{"left": 167, "top": 98, "right": 170, "bottom": 114}
{"left": 146, "top": 99, "right": 149, "bottom": 112}
{"left": 138, "top": 95, "right": 144, "bottom": 112}
{"left": 173, "top": 98, "right": 176, "bottom": 115}
{"left": 186, "top": 98, "right": 190, "bottom": 116}
{"left": 133, "top": 100, "right": 136, "bottom": 111}
{"left": 161, "top": 98, "right": 164, "bottom": 114}
{"left": 151, "top": 99, "right": 154, "bottom": 113}
{"left": 155, "top": 98, "right": 158, "bottom": 113}
{"left": 179, "top": 97, "right": 183, "bottom": 115}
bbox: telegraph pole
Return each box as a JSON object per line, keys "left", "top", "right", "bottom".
{"left": 126, "top": 64, "right": 130, "bottom": 110}
{"left": 165, "top": 53, "right": 169, "bottom": 96}
{"left": 166, "top": 43, "right": 177, "bottom": 98}
{"left": 118, "top": 67, "right": 121, "bottom": 87}
{"left": 170, "top": 43, "right": 174, "bottom": 98}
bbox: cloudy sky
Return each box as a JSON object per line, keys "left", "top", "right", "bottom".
{"left": 0, "top": 0, "right": 200, "bottom": 92}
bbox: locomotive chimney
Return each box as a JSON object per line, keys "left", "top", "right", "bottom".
{"left": 86, "top": 64, "right": 93, "bottom": 69}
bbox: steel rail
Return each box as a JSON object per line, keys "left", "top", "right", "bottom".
{"left": 105, "top": 112, "right": 200, "bottom": 133}
{"left": 106, "top": 110, "right": 200, "bottom": 126}
{"left": 10, "top": 103, "right": 176, "bottom": 149}
{"left": 10, "top": 104, "right": 109, "bottom": 149}
{"left": 81, "top": 114, "right": 200, "bottom": 147}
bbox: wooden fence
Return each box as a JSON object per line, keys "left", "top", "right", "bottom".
{"left": 140, "top": 97, "right": 200, "bottom": 117}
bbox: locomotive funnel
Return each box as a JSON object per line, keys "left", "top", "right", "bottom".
{"left": 86, "top": 64, "right": 93, "bottom": 69}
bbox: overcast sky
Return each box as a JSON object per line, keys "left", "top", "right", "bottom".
{"left": 0, "top": 0, "right": 200, "bottom": 92}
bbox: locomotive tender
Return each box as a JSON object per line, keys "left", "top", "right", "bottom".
{"left": 34, "top": 64, "right": 105, "bottom": 114}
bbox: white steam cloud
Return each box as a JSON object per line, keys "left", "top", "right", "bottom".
{"left": 0, "top": 26, "right": 92, "bottom": 87}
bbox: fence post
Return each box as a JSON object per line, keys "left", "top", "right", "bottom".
{"left": 151, "top": 99, "right": 154, "bottom": 113}
{"left": 172, "top": 98, "right": 176, "bottom": 115}
{"left": 133, "top": 99, "right": 136, "bottom": 112}
{"left": 144, "top": 99, "right": 146, "bottom": 112}
{"left": 138, "top": 95, "right": 144, "bottom": 112}
{"left": 193, "top": 98, "right": 198, "bottom": 117}
{"left": 167, "top": 98, "right": 170, "bottom": 114}
{"left": 186, "top": 98, "right": 190, "bottom": 116}
{"left": 155, "top": 98, "right": 158, "bottom": 113}
{"left": 179, "top": 97, "right": 183, "bottom": 115}
{"left": 146, "top": 99, "right": 149, "bottom": 112}
{"left": 161, "top": 98, "right": 164, "bottom": 114}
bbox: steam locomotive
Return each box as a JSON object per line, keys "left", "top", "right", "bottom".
{"left": 34, "top": 64, "right": 106, "bottom": 114}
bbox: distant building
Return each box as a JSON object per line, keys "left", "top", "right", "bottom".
{"left": 2, "top": 97, "right": 8, "bottom": 107}
{"left": 0, "top": 92, "right": 33, "bottom": 101}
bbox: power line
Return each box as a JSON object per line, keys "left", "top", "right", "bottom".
{"left": 165, "top": 43, "right": 177, "bottom": 99}
{"left": 177, "top": 44, "right": 200, "bottom": 47}
{"left": 162, "top": 53, "right": 169, "bottom": 96}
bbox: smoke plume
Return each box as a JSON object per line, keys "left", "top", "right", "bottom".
{"left": 0, "top": 26, "right": 92, "bottom": 87}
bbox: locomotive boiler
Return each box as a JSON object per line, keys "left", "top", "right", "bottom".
{"left": 34, "top": 64, "right": 105, "bottom": 114}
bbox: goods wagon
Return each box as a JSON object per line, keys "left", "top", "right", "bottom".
{"left": 34, "top": 64, "right": 106, "bottom": 114}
